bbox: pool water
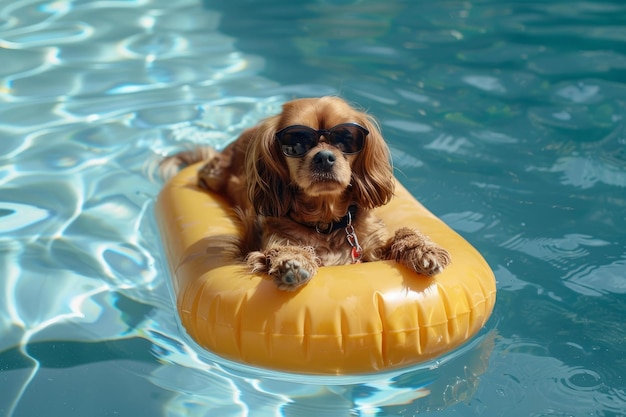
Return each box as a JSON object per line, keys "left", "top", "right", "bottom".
{"left": 1, "top": 0, "right": 625, "bottom": 415}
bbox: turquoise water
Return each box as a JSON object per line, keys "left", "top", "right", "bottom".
{"left": 1, "top": 0, "right": 625, "bottom": 415}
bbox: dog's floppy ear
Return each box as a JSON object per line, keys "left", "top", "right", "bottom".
{"left": 350, "top": 114, "right": 395, "bottom": 209}
{"left": 245, "top": 116, "right": 294, "bottom": 217}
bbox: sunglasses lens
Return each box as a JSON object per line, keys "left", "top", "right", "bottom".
{"left": 329, "top": 124, "right": 366, "bottom": 154}
{"left": 276, "top": 123, "right": 368, "bottom": 157}
{"left": 278, "top": 127, "right": 317, "bottom": 157}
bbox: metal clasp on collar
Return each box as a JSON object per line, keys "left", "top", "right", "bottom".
{"left": 344, "top": 212, "right": 363, "bottom": 263}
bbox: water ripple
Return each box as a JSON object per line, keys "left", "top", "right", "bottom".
{"left": 440, "top": 211, "right": 488, "bottom": 233}
{"left": 0, "top": 202, "right": 50, "bottom": 234}
{"left": 563, "top": 258, "right": 626, "bottom": 296}
{"left": 462, "top": 75, "right": 507, "bottom": 94}
{"left": 458, "top": 43, "right": 546, "bottom": 65}
{"left": 0, "top": 102, "right": 70, "bottom": 131}
{"left": 0, "top": 13, "right": 17, "bottom": 30}
{"left": 534, "top": 155, "right": 626, "bottom": 189}
{"left": 487, "top": 347, "right": 620, "bottom": 415}
{"left": 528, "top": 105, "right": 622, "bottom": 137}
{"left": 384, "top": 119, "right": 432, "bottom": 134}
{"left": 555, "top": 82, "right": 602, "bottom": 104}
{"left": 158, "top": 5, "right": 221, "bottom": 32}
{"left": 1, "top": 21, "right": 93, "bottom": 48}
{"left": 470, "top": 130, "right": 518, "bottom": 144}
{"left": 562, "top": 367, "right": 603, "bottom": 392}
{"left": 425, "top": 134, "right": 473, "bottom": 154}
{"left": 501, "top": 233, "right": 610, "bottom": 270}
{"left": 0, "top": 48, "right": 51, "bottom": 79}
{"left": 120, "top": 32, "right": 189, "bottom": 58}
{"left": 0, "top": 0, "right": 62, "bottom": 32}
{"left": 100, "top": 243, "right": 156, "bottom": 286}
{"left": 529, "top": 51, "right": 626, "bottom": 75}
{"left": 0, "top": 176, "right": 84, "bottom": 241}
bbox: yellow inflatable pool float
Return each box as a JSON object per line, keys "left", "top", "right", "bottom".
{"left": 156, "top": 163, "right": 496, "bottom": 375}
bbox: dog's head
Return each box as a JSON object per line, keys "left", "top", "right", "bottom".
{"left": 245, "top": 96, "right": 394, "bottom": 217}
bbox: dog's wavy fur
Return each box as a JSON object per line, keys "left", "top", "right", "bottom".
{"left": 161, "top": 96, "right": 450, "bottom": 290}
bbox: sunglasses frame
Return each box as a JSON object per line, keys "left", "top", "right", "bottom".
{"left": 275, "top": 122, "right": 369, "bottom": 158}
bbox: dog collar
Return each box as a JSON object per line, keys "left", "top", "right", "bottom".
{"left": 290, "top": 204, "right": 358, "bottom": 234}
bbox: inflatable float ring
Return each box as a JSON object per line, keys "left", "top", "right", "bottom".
{"left": 156, "top": 163, "right": 496, "bottom": 375}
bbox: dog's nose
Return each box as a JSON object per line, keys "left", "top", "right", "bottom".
{"left": 313, "top": 150, "right": 336, "bottom": 169}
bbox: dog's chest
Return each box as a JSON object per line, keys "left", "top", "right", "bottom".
{"left": 313, "top": 232, "right": 355, "bottom": 266}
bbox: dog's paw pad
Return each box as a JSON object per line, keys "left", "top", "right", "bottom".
{"left": 275, "top": 260, "right": 313, "bottom": 291}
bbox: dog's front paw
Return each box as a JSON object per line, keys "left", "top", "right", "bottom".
{"left": 273, "top": 259, "right": 314, "bottom": 291}
{"left": 413, "top": 245, "right": 451, "bottom": 276}
{"left": 266, "top": 246, "right": 320, "bottom": 291}
{"left": 389, "top": 227, "right": 451, "bottom": 276}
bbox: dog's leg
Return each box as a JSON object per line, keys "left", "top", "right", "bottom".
{"left": 159, "top": 146, "right": 218, "bottom": 181}
{"left": 387, "top": 227, "right": 451, "bottom": 276}
{"left": 198, "top": 155, "right": 229, "bottom": 192}
{"left": 246, "top": 246, "right": 320, "bottom": 291}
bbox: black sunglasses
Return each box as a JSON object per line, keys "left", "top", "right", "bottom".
{"left": 275, "top": 123, "right": 369, "bottom": 158}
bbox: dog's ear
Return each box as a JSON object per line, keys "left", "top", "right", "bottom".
{"left": 350, "top": 114, "right": 395, "bottom": 209}
{"left": 245, "top": 117, "right": 294, "bottom": 217}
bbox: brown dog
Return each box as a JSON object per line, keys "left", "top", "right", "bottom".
{"left": 161, "top": 96, "right": 450, "bottom": 290}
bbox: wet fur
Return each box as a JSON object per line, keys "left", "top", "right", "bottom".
{"left": 160, "top": 96, "right": 450, "bottom": 290}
